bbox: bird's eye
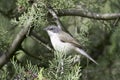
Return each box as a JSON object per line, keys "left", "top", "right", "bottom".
{"left": 49, "top": 27, "right": 54, "bottom": 30}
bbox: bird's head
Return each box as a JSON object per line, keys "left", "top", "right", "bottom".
{"left": 44, "top": 25, "right": 61, "bottom": 36}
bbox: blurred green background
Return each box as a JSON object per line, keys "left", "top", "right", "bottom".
{"left": 0, "top": 0, "right": 120, "bottom": 80}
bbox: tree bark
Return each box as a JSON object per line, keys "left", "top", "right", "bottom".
{"left": 0, "top": 16, "right": 33, "bottom": 68}
{"left": 57, "top": 9, "right": 120, "bottom": 20}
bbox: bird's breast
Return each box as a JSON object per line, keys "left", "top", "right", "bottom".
{"left": 50, "top": 36, "right": 75, "bottom": 53}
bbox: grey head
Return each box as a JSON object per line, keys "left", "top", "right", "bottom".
{"left": 44, "top": 25, "right": 62, "bottom": 33}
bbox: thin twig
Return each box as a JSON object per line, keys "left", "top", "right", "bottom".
{"left": 113, "top": 17, "right": 120, "bottom": 26}
{"left": 30, "top": 34, "right": 53, "bottom": 51}
{"left": 47, "top": 6, "right": 72, "bottom": 35}
{"left": 47, "top": 6, "right": 62, "bottom": 29}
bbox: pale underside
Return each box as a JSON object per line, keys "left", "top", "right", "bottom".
{"left": 50, "top": 34, "right": 75, "bottom": 53}
{"left": 47, "top": 31, "right": 75, "bottom": 53}
{"left": 47, "top": 30, "right": 98, "bottom": 64}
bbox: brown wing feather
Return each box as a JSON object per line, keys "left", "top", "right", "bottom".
{"left": 58, "top": 31, "right": 82, "bottom": 48}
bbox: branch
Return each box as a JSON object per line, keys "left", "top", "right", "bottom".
{"left": 47, "top": 6, "right": 62, "bottom": 29}
{"left": 47, "top": 6, "right": 71, "bottom": 34}
{"left": 30, "top": 31, "right": 48, "bottom": 44}
{"left": 113, "top": 17, "right": 120, "bottom": 26}
{"left": 0, "top": 11, "right": 33, "bottom": 69}
{"left": 30, "top": 31, "right": 53, "bottom": 51}
{"left": 57, "top": 9, "right": 120, "bottom": 20}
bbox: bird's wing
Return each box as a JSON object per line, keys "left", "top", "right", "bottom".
{"left": 58, "top": 31, "right": 98, "bottom": 64}
{"left": 58, "top": 31, "right": 82, "bottom": 48}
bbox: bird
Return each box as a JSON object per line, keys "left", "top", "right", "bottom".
{"left": 44, "top": 25, "right": 98, "bottom": 64}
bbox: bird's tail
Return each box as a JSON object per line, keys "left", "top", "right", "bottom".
{"left": 75, "top": 48, "right": 98, "bottom": 65}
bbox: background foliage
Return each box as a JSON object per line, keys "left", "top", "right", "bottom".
{"left": 0, "top": 0, "right": 120, "bottom": 80}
